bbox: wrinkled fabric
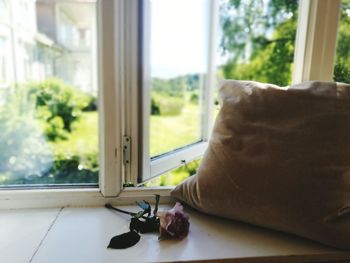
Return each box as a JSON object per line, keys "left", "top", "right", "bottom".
{"left": 171, "top": 80, "right": 350, "bottom": 250}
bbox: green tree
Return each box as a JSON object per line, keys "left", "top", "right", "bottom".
{"left": 221, "top": 0, "right": 350, "bottom": 85}
{"left": 151, "top": 74, "right": 201, "bottom": 116}
{"left": 334, "top": 0, "right": 350, "bottom": 83}
{"left": 220, "top": 0, "right": 298, "bottom": 86}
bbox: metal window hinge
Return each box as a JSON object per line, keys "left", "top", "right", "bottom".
{"left": 122, "top": 135, "right": 131, "bottom": 166}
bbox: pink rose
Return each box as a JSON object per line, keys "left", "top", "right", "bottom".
{"left": 157, "top": 202, "right": 190, "bottom": 239}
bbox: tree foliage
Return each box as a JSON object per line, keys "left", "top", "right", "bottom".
{"left": 220, "top": 0, "right": 350, "bottom": 85}
{"left": 27, "top": 78, "right": 92, "bottom": 141}
{"left": 151, "top": 74, "right": 201, "bottom": 116}
{"left": 0, "top": 89, "right": 53, "bottom": 182}
{"left": 334, "top": 0, "right": 350, "bottom": 83}
{"left": 220, "top": 0, "right": 298, "bottom": 86}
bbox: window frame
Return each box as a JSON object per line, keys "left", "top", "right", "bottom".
{"left": 292, "top": 0, "right": 341, "bottom": 83}
{"left": 0, "top": 0, "right": 344, "bottom": 209}
{"left": 139, "top": 0, "right": 219, "bottom": 183}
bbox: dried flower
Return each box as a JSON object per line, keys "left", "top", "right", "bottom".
{"left": 105, "top": 197, "right": 190, "bottom": 249}
{"left": 157, "top": 202, "right": 190, "bottom": 239}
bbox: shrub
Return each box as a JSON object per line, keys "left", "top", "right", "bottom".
{"left": 45, "top": 116, "right": 68, "bottom": 141}
{"left": 83, "top": 96, "right": 98, "bottom": 111}
{"left": 0, "top": 88, "right": 53, "bottom": 182}
{"left": 334, "top": 62, "right": 350, "bottom": 83}
{"left": 26, "top": 78, "right": 92, "bottom": 141}
{"left": 151, "top": 97, "right": 160, "bottom": 115}
{"left": 45, "top": 153, "right": 98, "bottom": 184}
{"left": 189, "top": 92, "right": 199, "bottom": 104}
{"left": 151, "top": 93, "right": 185, "bottom": 116}
{"left": 0, "top": 84, "right": 99, "bottom": 185}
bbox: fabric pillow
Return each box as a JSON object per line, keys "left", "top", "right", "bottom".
{"left": 171, "top": 80, "right": 350, "bottom": 250}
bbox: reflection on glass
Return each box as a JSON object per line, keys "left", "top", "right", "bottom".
{"left": 334, "top": 0, "right": 350, "bottom": 83}
{"left": 0, "top": 0, "right": 98, "bottom": 186}
{"left": 149, "top": 0, "right": 210, "bottom": 157}
{"left": 145, "top": 159, "right": 201, "bottom": 187}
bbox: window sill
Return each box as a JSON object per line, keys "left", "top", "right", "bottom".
{"left": 0, "top": 187, "right": 174, "bottom": 209}
{"left": 1, "top": 205, "right": 350, "bottom": 263}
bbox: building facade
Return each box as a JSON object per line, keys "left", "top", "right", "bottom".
{"left": 0, "top": 0, "right": 97, "bottom": 96}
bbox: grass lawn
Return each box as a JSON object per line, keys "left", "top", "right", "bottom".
{"left": 51, "top": 112, "right": 99, "bottom": 158}
{"left": 58, "top": 104, "right": 201, "bottom": 158}
{"left": 52, "top": 103, "right": 205, "bottom": 186}
{"left": 150, "top": 104, "right": 201, "bottom": 156}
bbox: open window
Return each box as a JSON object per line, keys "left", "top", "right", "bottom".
{"left": 0, "top": 0, "right": 345, "bottom": 207}
{"left": 126, "top": 0, "right": 219, "bottom": 184}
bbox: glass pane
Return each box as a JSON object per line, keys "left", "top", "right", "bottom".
{"left": 145, "top": 159, "right": 201, "bottom": 187}
{"left": 145, "top": 0, "right": 299, "bottom": 186}
{"left": 333, "top": 0, "right": 350, "bottom": 83}
{"left": 218, "top": 0, "right": 298, "bottom": 86}
{"left": 0, "top": 0, "right": 98, "bottom": 186}
{"left": 149, "top": 0, "right": 210, "bottom": 157}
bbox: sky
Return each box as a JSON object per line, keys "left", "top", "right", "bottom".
{"left": 150, "top": 0, "right": 211, "bottom": 78}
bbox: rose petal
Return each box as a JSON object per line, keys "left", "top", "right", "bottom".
{"left": 157, "top": 202, "right": 190, "bottom": 239}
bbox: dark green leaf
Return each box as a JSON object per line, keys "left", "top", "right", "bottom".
{"left": 107, "top": 230, "right": 140, "bottom": 249}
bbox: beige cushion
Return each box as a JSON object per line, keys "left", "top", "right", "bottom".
{"left": 171, "top": 80, "right": 350, "bottom": 250}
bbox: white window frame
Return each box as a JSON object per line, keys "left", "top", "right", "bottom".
{"left": 292, "top": 0, "right": 341, "bottom": 83}
{"left": 0, "top": 0, "right": 344, "bottom": 209}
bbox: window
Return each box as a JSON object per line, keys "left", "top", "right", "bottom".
{"left": 56, "top": 3, "right": 94, "bottom": 50}
{"left": 0, "top": 0, "right": 345, "bottom": 207}
{"left": 0, "top": 0, "right": 98, "bottom": 187}
{"left": 138, "top": 0, "right": 218, "bottom": 183}
{"left": 149, "top": 0, "right": 210, "bottom": 157}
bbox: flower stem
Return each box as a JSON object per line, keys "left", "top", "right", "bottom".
{"left": 153, "top": 194, "right": 160, "bottom": 216}
{"left": 105, "top": 203, "right": 136, "bottom": 216}
{"left": 105, "top": 203, "right": 149, "bottom": 219}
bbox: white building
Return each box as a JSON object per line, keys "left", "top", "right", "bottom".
{"left": 0, "top": 0, "right": 97, "bottom": 95}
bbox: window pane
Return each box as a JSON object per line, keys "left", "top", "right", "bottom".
{"left": 0, "top": 0, "right": 98, "bottom": 186}
{"left": 145, "top": 159, "right": 201, "bottom": 187}
{"left": 218, "top": 0, "right": 298, "bottom": 86}
{"left": 333, "top": 0, "right": 350, "bottom": 83}
{"left": 149, "top": 0, "right": 210, "bottom": 157}
{"left": 145, "top": 0, "right": 299, "bottom": 186}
